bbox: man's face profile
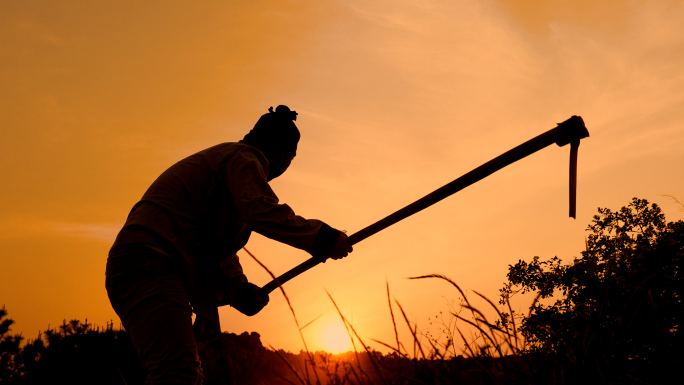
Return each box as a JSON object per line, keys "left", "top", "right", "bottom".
{"left": 266, "top": 150, "right": 295, "bottom": 181}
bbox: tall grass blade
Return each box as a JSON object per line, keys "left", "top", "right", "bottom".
{"left": 385, "top": 280, "right": 402, "bottom": 354}
{"left": 393, "top": 300, "right": 426, "bottom": 360}
{"left": 326, "top": 291, "right": 379, "bottom": 385}
{"left": 243, "top": 247, "right": 320, "bottom": 385}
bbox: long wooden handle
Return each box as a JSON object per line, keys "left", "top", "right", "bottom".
{"left": 259, "top": 116, "right": 589, "bottom": 296}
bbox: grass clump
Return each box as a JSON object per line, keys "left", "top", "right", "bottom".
{"left": 254, "top": 197, "right": 682, "bottom": 384}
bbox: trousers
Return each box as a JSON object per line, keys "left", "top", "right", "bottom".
{"left": 106, "top": 244, "right": 203, "bottom": 385}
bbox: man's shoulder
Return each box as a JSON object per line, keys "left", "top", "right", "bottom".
{"left": 201, "top": 141, "right": 246, "bottom": 153}
{"left": 198, "top": 142, "right": 268, "bottom": 171}
{"left": 200, "top": 142, "right": 265, "bottom": 160}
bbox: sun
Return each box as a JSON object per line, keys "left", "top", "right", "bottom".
{"left": 321, "top": 321, "right": 353, "bottom": 354}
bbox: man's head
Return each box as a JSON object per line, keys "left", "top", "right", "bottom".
{"left": 242, "top": 105, "right": 300, "bottom": 181}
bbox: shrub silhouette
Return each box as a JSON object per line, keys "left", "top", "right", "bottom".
{"left": 0, "top": 315, "right": 143, "bottom": 385}
{"left": 499, "top": 197, "right": 683, "bottom": 383}
{"left": 1, "top": 305, "right": 23, "bottom": 383}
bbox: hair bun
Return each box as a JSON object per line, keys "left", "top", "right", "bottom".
{"left": 272, "top": 105, "right": 298, "bottom": 121}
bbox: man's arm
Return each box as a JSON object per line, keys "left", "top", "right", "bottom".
{"left": 215, "top": 253, "right": 269, "bottom": 316}
{"left": 223, "top": 147, "right": 350, "bottom": 259}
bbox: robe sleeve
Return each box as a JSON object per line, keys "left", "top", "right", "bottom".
{"left": 215, "top": 253, "right": 248, "bottom": 307}
{"left": 223, "top": 148, "right": 340, "bottom": 259}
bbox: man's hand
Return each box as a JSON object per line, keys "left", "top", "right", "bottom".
{"left": 232, "top": 282, "right": 269, "bottom": 316}
{"left": 329, "top": 232, "right": 353, "bottom": 260}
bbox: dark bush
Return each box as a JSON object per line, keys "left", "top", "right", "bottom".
{"left": 500, "top": 198, "right": 683, "bottom": 383}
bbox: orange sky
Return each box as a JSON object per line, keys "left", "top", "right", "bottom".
{"left": 2, "top": 0, "right": 683, "bottom": 354}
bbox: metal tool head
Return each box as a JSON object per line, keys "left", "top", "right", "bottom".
{"left": 553, "top": 115, "right": 590, "bottom": 219}
{"left": 555, "top": 115, "right": 589, "bottom": 147}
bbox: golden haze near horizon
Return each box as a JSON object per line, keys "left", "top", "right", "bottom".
{"left": 1, "top": 0, "right": 683, "bottom": 354}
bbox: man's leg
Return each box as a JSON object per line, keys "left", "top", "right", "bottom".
{"left": 106, "top": 246, "right": 203, "bottom": 385}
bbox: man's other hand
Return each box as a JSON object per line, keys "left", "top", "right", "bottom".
{"left": 232, "top": 282, "right": 269, "bottom": 316}
{"left": 329, "top": 232, "right": 353, "bottom": 260}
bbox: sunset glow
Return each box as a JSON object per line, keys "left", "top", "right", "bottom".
{"left": 321, "top": 321, "right": 353, "bottom": 354}
{"left": 1, "top": 0, "right": 683, "bottom": 355}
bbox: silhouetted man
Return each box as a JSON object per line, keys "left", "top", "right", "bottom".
{"left": 105, "top": 105, "right": 352, "bottom": 384}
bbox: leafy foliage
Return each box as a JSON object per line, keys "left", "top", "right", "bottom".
{"left": 0, "top": 313, "right": 142, "bottom": 385}
{"left": 1, "top": 305, "right": 23, "bottom": 383}
{"left": 499, "top": 198, "right": 683, "bottom": 383}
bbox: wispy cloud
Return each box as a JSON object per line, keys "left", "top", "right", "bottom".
{"left": 46, "top": 221, "right": 120, "bottom": 243}
{"left": 0, "top": 217, "right": 120, "bottom": 243}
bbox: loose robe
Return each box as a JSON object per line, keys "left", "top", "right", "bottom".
{"left": 108, "top": 141, "right": 340, "bottom": 339}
